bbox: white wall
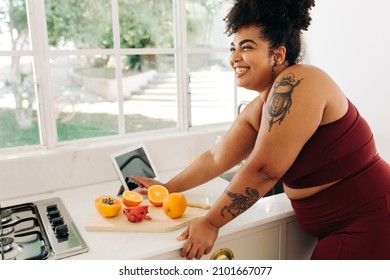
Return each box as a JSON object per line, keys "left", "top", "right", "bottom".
{"left": 303, "top": 0, "right": 390, "bottom": 160}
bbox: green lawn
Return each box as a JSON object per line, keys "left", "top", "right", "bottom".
{"left": 0, "top": 109, "right": 176, "bottom": 148}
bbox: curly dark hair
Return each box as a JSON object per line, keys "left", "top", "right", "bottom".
{"left": 224, "top": 0, "right": 315, "bottom": 65}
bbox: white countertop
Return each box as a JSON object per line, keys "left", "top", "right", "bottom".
{"left": 2, "top": 169, "right": 295, "bottom": 260}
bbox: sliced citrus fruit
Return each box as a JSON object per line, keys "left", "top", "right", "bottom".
{"left": 147, "top": 185, "right": 169, "bottom": 207}
{"left": 122, "top": 190, "right": 143, "bottom": 207}
{"left": 162, "top": 193, "right": 187, "bottom": 219}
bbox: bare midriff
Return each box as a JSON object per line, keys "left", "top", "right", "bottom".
{"left": 283, "top": 179, "right": 342, "bottom": 200}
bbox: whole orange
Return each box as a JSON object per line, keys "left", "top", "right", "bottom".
{"left": 162, "top": 193, "right": 187, "bottom": 219}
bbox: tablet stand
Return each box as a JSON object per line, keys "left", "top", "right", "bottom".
{"left": 117, "top": 177, "right": 139, "bottom": 196}
{"left": 117, "top": 185, "right": 125, "bottom": 196}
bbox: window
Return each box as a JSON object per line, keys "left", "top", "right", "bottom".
{"left": 0, "top": 0, "right": 40, "bottom": 148}
{"left": 0, "top": 0, "right": 247, "bottom": 151}
{"left": 186, "top": 0, "right": 234, "bottom": 126}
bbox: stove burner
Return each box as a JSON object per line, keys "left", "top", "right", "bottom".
{"left": 0, "top": 237, "right": 14, "bottom": 252}
{"left": 0, "top": 237, "right": 22, "bottom": 260}
{"left": 1, "top": 209, "right": 12, "bottom": 224}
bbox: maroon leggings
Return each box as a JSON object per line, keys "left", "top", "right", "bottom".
{"left": 290, "top": 156, "right": 390, "bottom": 259}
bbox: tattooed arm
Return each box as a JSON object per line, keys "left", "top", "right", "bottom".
{"left": 221, "top": 187, "right": 260, "bottom": 218}
{"left": 177, "top": 163, "right": 278, "bottom": 260}
{"left": 267, "top": 74, "right": 302, "bottom": 131}
{"left": 177, "top": 148, "right": 280, "bottom": 259}
{"left": 177, "top": 65, "right": 344, "bottom": 260}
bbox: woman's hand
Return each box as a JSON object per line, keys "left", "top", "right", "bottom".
{"left": 177, "top": 217, "right": 219, "bottom": 260}
{"left": 130, "top": 175, "right": 164, "bottom": 189}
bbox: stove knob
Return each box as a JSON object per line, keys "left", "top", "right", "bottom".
{"left": 47, "top": 210, "right": 61, "bottom": 220}
{"left": 55, "top": 224, "right": 69, "bottom": 238}
{"left": 46, "top": 204, "right": 58, "bottom": 212}
{"left": 51, "top": 217, "right": 64, "bottom": 227}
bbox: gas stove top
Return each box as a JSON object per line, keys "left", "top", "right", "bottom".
{"left": 1, "top": 197, "right": 88, "bottom": 260}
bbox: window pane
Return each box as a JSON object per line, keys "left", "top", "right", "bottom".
{"left": 45, "top": 0, "right": 112, "bottom": 50}
{"left": 123, "top": 54, "right": 177, "bottom": 133}
{"left": 118, "top": 0, "right": 174, "bottom": 48}
{"left": 186, "top": 0, "right": 231, "bottom": 48}
{"left": 188, "top": 53, "right": 235, "bottom": 126}
{"left": 0, "top": 0, "right": 30, "bottom": 51}
{"left": 0, "top": 56, "right": 39, "bottom": 148}
{"left": 50, "top": 54, "right": 177, "bottom": 141}
{"left": 50, "top": 55, "right": 119, "bottom": 141}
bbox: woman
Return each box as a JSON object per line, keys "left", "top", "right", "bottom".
{"left": 133, "top": 0, "right": 390, "bottom": 260}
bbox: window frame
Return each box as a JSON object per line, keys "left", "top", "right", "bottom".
{"left": 0, "top": 0, "right": 236, "bottom": 154}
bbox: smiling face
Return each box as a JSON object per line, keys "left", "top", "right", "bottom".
{"left": 229, "top": 25, "right": 274, "bottom": 93}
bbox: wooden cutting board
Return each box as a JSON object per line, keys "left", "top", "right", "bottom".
{"left": 85, "top": 203, "right": 208, "bottom": 232}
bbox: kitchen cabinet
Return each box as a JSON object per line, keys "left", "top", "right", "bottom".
{"left": 285, "top": 219, "right": 317, "bottom": 260}
{"left": 146, "top": 216, "right": 316, "bottom": 260}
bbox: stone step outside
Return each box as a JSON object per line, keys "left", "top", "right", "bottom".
{"left": 130, "top": 71, "right": 234, "bottom": 102}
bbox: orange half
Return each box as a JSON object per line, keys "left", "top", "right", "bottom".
{"left": 147, "top": 185, "right": 169, "bottom": 207}
{"left": 122, "top": 191, "right": 143, "bottom": 207}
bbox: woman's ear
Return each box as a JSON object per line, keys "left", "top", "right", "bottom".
{"left": 273, "top": 46, "right": 287, "bottom": 65}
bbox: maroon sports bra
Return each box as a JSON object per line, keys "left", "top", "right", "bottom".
{"left": 281, "top": 99, "right": 377, "bottom": 189}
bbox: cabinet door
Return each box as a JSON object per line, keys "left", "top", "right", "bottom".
{"left": 209, "top": 226, "right": 280, "bottom": 260}
{"left": 285, "top": 220, "right": 317, "bottom": 260}
{"left": 148, "top": 225, "right": 281, "bottom": 260}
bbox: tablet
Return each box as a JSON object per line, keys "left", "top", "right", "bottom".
{"left": 110, "top": 144, "right": 159, "bottom": 193}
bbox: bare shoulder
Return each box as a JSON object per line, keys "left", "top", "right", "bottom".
{"left": 278, "top": 64, "right": 343, "bottom": 95}
{"left": 271, "top": 64, "right": 346, "bottom": 113}
{"left": 275, "top": 64, "right": 347, "bottom": 125}
{"left": 282, "top": 64, "right": 332, "bottom": 78}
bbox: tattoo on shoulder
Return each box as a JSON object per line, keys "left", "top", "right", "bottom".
{"left": 266, "top": 73, "right": 303, "bottom": 132}
{"left": 221, "top": 187, "right": 260, "bottom": 219}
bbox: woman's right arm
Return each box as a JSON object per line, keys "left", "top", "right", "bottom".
{"left": 153, "top": 96, "right": 263, "bottom": 193}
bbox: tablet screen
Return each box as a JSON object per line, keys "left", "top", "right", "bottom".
{"left": 110, "top": 144, "right": 158, "bottom": 192}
